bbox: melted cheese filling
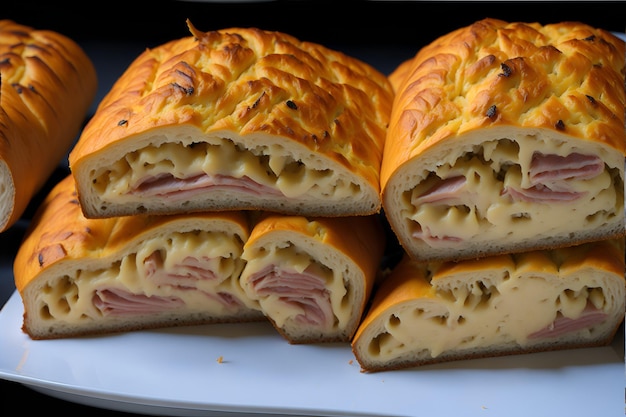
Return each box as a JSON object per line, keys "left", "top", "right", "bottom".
{"left": 402, "top": 138, "right": 622, "bottom": 246}
{"left": 240, "top": 243, "right": 351, "bottom": 330}
{"left": 33, "top": 230, "right": 251, "bottom": 323}
{"left": 90, "top": 139, "right": 360, "bottom": 202}
{"left": 364, "top": 270, "right": 613, "bottom": 361}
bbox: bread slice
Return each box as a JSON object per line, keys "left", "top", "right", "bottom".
{"left": 239, "top": 212, "right": 386, "bottom": 343}
{"left": 0, "top": 20, "right": 97, "bottom": 232}
{"left": 68, "top": 20, "right": 394, "bottom": 219}
{"left": 381, "top": 19, "right": 625, "bottom": 262}
{"left": 351, "top": 238, "right": 625, "bottom": 373}
{"left": 14, "top": 175, "right": 263, "bottom": 340}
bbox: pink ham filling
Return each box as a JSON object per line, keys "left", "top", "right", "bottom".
{"left": 529, "top": 152, "right": 604, "bottom": 184}
{"left": 412, "top": 176, "right": 470, "bottom": 205}
{"left": 502, "top": 152, "right": 603, "bottom": 202}
{"left": 93, "top": 288, "right": 184, "bottom": 316}
{"left": 528, "top": 302, "right": 608, "bottom": 339}
{"left": 144, "top": 251, "right": 218, "bottom": 289}
{"left": 246, "top": 263, "right": 334, "bottom": 328}
{"left": 410, "top": 176, "right": 468, "bottom": 242}
{"left": 145, "top": 251, "right": 245, "bottom": 309}
{"left": 411, "top": 152, "right": 604, "bottom": 242}
{"left": 129, "top": 173, "right": 283, "bottom": 200}
{"left": 92, "top": 251, "right": 244, "bottom": 316}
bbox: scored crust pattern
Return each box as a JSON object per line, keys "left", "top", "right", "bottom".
{"left": 69, "top": 21, "right": 394, "bottom": 218}
{"left": 381, "top": 18, "right": 626, "bottom": 262}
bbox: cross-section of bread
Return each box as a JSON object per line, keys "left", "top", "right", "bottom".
{"left": 68, "top": 20, "right": 394, "bottom": 219}
{"left": 351, "top": 238, "right": 625, "bottom": 373}
{"left": 381, "top": 18, "right": 625, "bottom": 262}
{"left": 239, "top": 212, "right": 386, "bottom": 343}
{"left": 0, "top": 20, "right": 97, "bottom": 232}
{"left": 13, "top": 175, "right": 262, "bottom": 340}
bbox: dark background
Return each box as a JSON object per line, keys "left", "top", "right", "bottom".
{"left": 1, "top": 1, "right": 624, "bottom": 415}
{"left": 2, "top": 0, "right": 624, "bottom": 114}
{"left": 3, "top": 0, "right": 625, "bottom": 48}
{"left": 3, "top": 0, "right": 625, "bottom": 109}
{"left": 3, "top": 1, "right": 625, "bottom": 69}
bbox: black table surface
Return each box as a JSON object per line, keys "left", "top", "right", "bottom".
{"left": 1, "top": 2, "right": 624, "bottom": 415}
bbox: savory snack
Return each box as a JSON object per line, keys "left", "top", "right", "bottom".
{"left": 381, "top": 18, "right": 626, "bottom": 262}
{"left": 0, "top": 20, "right": 97, "bottom": 232}
{"left": 13, "top": 175, "right": 262, "bottom": 340}
{"left": 352, "top": 238, "right": 626, "bottom": 373}
{"left": 69, "top": 20, "right": 394, "bottom": 219}
{"left": 239, "top": 212, "right": 386, "bottom": 343}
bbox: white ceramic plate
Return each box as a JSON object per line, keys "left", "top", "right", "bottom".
{"left": 0, "top": 291, "right": 623, "bottom": 417}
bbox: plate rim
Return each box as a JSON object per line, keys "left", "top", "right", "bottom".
{"left": 1, "top": 291, "right": 624, "bottom": 417}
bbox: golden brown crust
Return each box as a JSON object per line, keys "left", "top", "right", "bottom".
{"left": 241, "top": 212, "right": 386, "bottom": 343}
{"left": 69, "top": 21, "right": 394, "bottom": 218}
{"left": 13, "top": 175, "right": 263, "bottom": 339}
{"left": 0, "top": 20, "right": 97, "bottom": 232}
{"left": 382, "top": 18, "right": 625, "bottom": 189}
{"left": 352, "top": 238, "right": 626, "bottom": 372}
{"left": 380, "top": 18, "right": 626, "bottom": 263}
{"left": 247, "top": 212, "right": 386, "bottom": 268}
{"left": 14, "top": 175, "right": 251, "bottom": 292}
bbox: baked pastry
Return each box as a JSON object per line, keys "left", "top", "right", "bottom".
{"left": 69, "top": 20, "right": 394, "bottom": 219}
{"left": 13, "top": 175, "right": 262, "bottom": 340}
{"left": 381, "top": 18, "right": 626, "bottom": 262}
{"left": 239, "top": 212, "right": 386, "bottom": 343}
{"left": 0, "top": 20, "right": 97, "bottom": 232}
{"left": 351, "top": 238, "right": 625, "bottom": 372}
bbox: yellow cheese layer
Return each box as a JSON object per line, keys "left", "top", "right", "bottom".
{"left": 33, "top": 230, "right": 250, "bottom": 323}
{"left": 91, "top": 139, "right": 358, "bottom": 202}
{"left": 403, "top": 137, "right": 621, "bottom": 245}
{"left": 240, "top": 244, "right": 350, "bottom": 329}
{"left": 366, "top": 269, "right": 613, "bottom": 361}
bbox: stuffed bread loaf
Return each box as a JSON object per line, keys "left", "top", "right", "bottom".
{"left": 68, "top": 20, "right": 394, "bottom": 219}
{"left": 14, "top": 175, "right": 262, "bottom": 340}
{"left": 0, "top": 20, "right": 97, "bottom": 232}
{"left": 381, "top": 18, "right": 625, "bottom": 262}
{"left": 239, "top": 212, "right": 386, "bottom": 343}
{"left": 351, "top": 238, "right": 625, "bottom": 372}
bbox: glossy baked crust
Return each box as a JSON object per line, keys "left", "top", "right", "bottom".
{"left": 352, "top": 238, "right": 626, "bottom": 372}
{"left": 14, "top": 175, "right": 263, "bottom": 340}
{"left": 69, "top": 20, "right": 394, "bottom": 219}
{"left": 381, "top": 18, "right": 626, "bottom": 262}
{"left": 0, "top": 20, "right": 97, "bottom": 232}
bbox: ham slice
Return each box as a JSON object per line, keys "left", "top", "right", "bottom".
{"left": 502, "top": 184, "right": 585, "bottom": 202}
{"left": 246, "top": 263, "right": 334, "bottom": 328}
{"left": 143, "top": 251, "right": 247, "bottom": 310}
{"left": 131, "top": 172, "right": 283, "bottom": 199}
{"left": 93, "top": 250, "right": 247, "bottom": 316}
{"left": 144, "top": 251, "right": 218, "bottom": 289}
{"left": 412, "top": 176, "right": 469, "bottom": 205}
{"left": 504, "top": 152, "right": 603, "bottom": 202}
{"left": 93, "top": 288, "right": 184, "bottom": 316}
{"left": 410, "top": 176, "right": 469, "bottom": 243}
{"left": 529, "top": 152, "right": 604, "bottom": 185}
{"left": 528, "top": 303, "right": 608, "bottom": 339}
